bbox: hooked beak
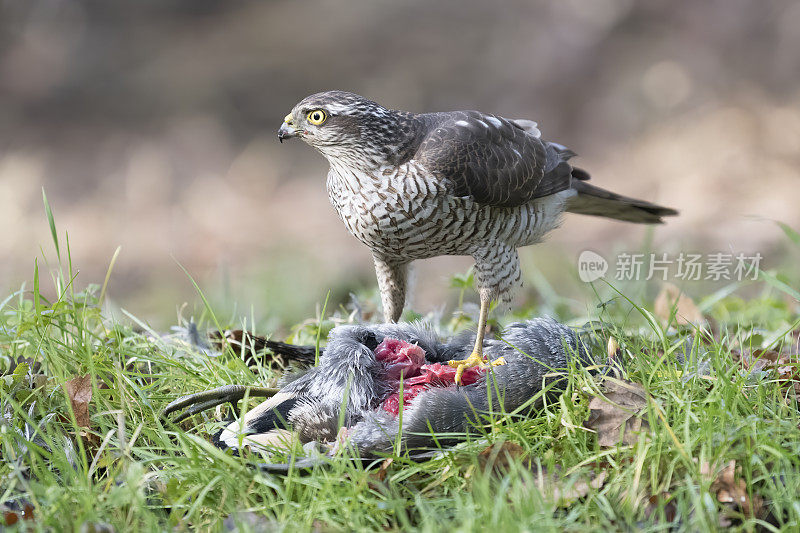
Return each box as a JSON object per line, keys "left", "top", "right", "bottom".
{"left": 278, "top": 114, "right": 298, "bottom": 143}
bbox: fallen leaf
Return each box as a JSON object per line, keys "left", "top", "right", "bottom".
{"left": 367, "top": 457, "right": 394, "bottom": 492}
{"left": 654, "top": 283, "right": 704, "bottom": 326}
{"left": 643, "top": 492, "right": 677, "bottom": 523}
{"left": 65, "top": 374, "right": 93, "bottom": 427}
{"left": 585, "top": 379, "right": 650, "bottom": 447}
{"left": 311, "top": 519, "right": 335, "bottom": 533}
{"left": 477, "top": 441, "right": 532, "bottom": 473}
{"left": 1, "top": 501, "right": 35, "bottom": 526}
{"left": 374, "top": 457, "right": 393, "bottom": 482}
{"left": 700, "top": 460, "right": 764, "bottom": 525}
{"left": 734, "top": 348, "right": 800, "bottom": 397}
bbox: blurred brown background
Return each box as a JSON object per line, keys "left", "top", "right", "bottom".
{"left": 1, "top": 0, "right": 799, "bottom": 328}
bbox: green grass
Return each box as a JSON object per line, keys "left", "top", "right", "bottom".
{"left": 2, "top": 210, "right": 800, "bottom": 531}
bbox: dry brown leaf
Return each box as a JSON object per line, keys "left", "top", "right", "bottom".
{"left": 700, "top": 460, "right": 764, "bottom": 525}
{"left": 654, "top": 283, "right": 704, "bottom": 326}
{"left": 2, "top": 502, "right": 35, "bottom": 526}
{"left": 366, "top": 457, "right": 395, "bottom": 492}
{"left": 375, "top": 457, "right": 393, "bottom": 481}
{"left": 585, "top": 379, "right": 650, "bottom": 447}
{"left": 735, "top": 348, "right": 800, "bottom": 397}
{"left": 643, "top": 492, "right": 677, "bottom": 522}
{"left": 65, "top": 374, "right": 93, "bottom": 428}
{"left": 477, "top": 441, "right": 532, "bottom": 473}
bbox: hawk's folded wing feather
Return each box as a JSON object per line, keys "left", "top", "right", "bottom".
{"left": 413, "top": 111, "right": 575, "bottom": 207}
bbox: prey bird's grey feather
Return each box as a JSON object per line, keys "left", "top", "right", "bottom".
{"left": 218, "top": 317, "right": 591, "bottom": 455}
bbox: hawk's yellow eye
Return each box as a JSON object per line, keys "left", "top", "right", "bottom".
{"left": 307, "top": 109, "right": 326, "bottom": 125}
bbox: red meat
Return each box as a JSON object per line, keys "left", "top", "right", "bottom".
{"left": 374, "top": 338, "right": 487, "bottom": 416}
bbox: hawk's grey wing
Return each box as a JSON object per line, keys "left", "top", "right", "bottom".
{"left": 413, "top": 111, "right": 577, "bottom": 207}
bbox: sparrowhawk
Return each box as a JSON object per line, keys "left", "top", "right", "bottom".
{"left": 277, "top": 91, "right": 677, "bottom": 382}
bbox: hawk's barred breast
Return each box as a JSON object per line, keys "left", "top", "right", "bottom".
{"left": 326, "top": 156, "right": 573, "bottom": 262}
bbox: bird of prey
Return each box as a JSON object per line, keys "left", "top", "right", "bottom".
{"left": 278, "top": 91, "right": 677, "bottom": 382}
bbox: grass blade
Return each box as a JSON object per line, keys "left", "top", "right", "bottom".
{"left": 776, "top": 221, "right": 800, "bottom": 247}
{"left": 759, "top": 269, "right": 800, "bottom": 302}
{"left": 315, "top": 290, "right": 330, "bottom": 366}
{"left": 42, "top": 188, "right": 61, "bottom": 261}
{"left": 99, "top": 246, "right": 122, "bottom": 305}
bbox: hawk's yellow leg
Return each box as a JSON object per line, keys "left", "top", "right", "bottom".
{"left": 448, "top": 298, "right": 506, "bottom": 384}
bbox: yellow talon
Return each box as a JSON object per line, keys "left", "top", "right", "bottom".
{"left": 448, "top": 351, "right": 484, "bottom": 384}
{"left": 491, "top": 356, "right": 506, "bottom": 368}
{"left": 448, "top": 353, "right": 507, "bottom": 385}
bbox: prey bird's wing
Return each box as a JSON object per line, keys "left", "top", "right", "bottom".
{"left": 413, "top": 111, "right": 576, "bottom": 207}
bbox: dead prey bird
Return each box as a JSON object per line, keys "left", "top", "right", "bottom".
{"left": 277, "top": 91, "right": 677, "bottom": 382}
{"left": 164, "top": 317, "right": 591, "bottom": 459}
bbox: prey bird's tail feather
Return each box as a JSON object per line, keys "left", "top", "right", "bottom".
{"left": 566, "top": 180, "right": 678, "bottom": 224}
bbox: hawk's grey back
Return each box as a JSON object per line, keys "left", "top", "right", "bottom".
{"left": 412, "top": 111, "right": 578, "bottom": 207}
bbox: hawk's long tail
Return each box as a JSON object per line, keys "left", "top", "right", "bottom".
{"left": 566, "top": 178, "right": 678, "bottom": 224}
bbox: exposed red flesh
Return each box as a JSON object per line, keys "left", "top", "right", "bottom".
{"left": 374, "top": 338, "right": 486, "bottom": 416}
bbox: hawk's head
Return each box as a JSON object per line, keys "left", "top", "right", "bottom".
{"left": 278, "top": 91, "right": 415, "bottom": 169}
